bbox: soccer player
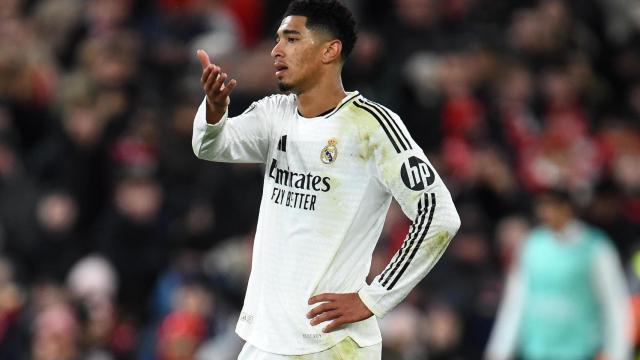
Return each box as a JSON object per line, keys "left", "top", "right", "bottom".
{"left": 192, "top": 1, "right": 461, "bottom": 358}
{"left": 485, "top": 189, "right": 632, "bottom": 360}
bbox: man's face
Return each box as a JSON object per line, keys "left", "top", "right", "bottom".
{"left": 534, "top": 195, "right": 573, "bottom": 230}
{"left": 271, "top": 16, "right": 328, "bottom": 93}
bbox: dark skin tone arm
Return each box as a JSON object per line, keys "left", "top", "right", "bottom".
{"left": 196, "top": 49, "right": 237, "bottom": 125}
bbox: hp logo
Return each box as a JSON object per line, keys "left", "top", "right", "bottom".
{"left": 401, "top": 156, "right": 435, "bottom": 191}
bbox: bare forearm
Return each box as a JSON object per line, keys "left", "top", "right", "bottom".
{"left": 205, "top": 101, "right": 227, "bottom": 125}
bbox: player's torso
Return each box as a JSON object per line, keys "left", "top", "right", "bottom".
{"left": 240, "top": 98, "right": 385, "bottom": 353}
{"left": 264, "top": 103, "right": 378, "bottom": 226}
{"left": 252, "top": 98, "right": 384, "bottom": 297}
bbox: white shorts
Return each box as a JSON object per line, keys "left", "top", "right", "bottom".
{"left": 237, "top": 337, "right": 382, "bottom": 359}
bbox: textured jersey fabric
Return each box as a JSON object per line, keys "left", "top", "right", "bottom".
{"left": 238, "top": 336, "right": 381, "bottom": 359}
{"left": 192, "top": 91, "right": 460, "bottom": 355}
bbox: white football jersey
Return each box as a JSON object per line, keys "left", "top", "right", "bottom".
{"left": 192, "top": 91, "right": 461, "bottom": 355}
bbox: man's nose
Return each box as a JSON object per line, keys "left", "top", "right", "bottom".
{"left": 271, "top": 42, "right": 283, "bottom": 58}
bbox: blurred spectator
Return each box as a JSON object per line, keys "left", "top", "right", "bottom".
{"left": 202, "top": 231, "right": 253, "bottom": 310}
{"left": 342, "top": 30, "right": 387, "bottom": 98}
{"left": 95, "top": 174, "right": 167, "bottom": 319}
{"left": 67, "top": 255, "right": 118, "bottom": 301}
{"left": 157, "top": 310, "right": 206, "bottom": 360}
{"left": 0, "top": 16, "right": 58, "bottom": 152}
{"left": 494, "top": 216, "right": 530, "bottom": 271}
{"left": 155, "top": 279, "right": 213, "bottom": 360}
{"left": 586, "top": 179, "right": 638, "bottom": 260}
{"left": 67, "top": 256, "right": 122, "bottom": 359}
{"left": 0, "top": 257, "right": 24, "bottom": 360}
{"left": 110, "top": 109, "right": 160, "bottom": 177}
{"left": 197, "top": 163, "right": 264, "bottom": 243}
{"left": 27, "top": 73, "right": 111, "bottom": 234}
{"left": 159, "top": 98, "right": 204, "bottom": 215}
{"left": 0, "top": 140, "right": 41, "bottom": 278}
{"left": 379, "top": 303, "right": 426, "bottom": 359}
{"left": 31, "top": 0, "right": 83, "bottom": 69}
{"left": 493, "top": 63, "right": 539, "bottom": 153}
{"left": 629, "top": 247, "right": 640, "bottom": 355}
{"left": 421, "top": 303, "right": 463, "bottom": 360}
{"left": 30, "top": 191, "right": 81, "bottom": 281}
{"left": 31, "top": 302, "right": 81, "bottom": 360}
{"left": 485, "top": 189, "right": 632, "bottom": 360}
{"left": 143, "top": 0, "right": 240, "bottom": 87}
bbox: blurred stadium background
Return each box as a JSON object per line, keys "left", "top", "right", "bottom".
{"left": 0, "top": 0, "right": 639, "bottom": 359}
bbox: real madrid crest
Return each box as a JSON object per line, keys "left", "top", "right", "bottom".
{"left": 320, "top": 138, "right": 338, "bottom": 164}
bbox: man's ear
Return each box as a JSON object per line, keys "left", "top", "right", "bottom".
{"left": 321, "top": 40, "right": 343, "bottom": 64}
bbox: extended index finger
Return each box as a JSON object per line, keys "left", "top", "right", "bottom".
{"left": 196, "top": 49, "right": 211, "bottom": 70}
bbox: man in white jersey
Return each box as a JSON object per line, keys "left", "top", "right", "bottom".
{"left": 192, "top": 0, "right": 461, "bottom": 358}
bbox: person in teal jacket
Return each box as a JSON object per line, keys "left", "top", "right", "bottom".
{"left": 485, "top": 189, "right": 632, "bottom": 360}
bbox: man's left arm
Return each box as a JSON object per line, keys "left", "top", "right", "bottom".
{"left": 592, "top": 239, "right": 633, "bottom": 360}
{"left": 307, "top": 102, "right": 460, "bottom": 331}
{"left": 357, "top": 105, "right": 460, "bottom": 319}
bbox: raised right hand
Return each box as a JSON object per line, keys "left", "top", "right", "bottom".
{"left": 197, "top": 49, "right": 237, "bottom": 116}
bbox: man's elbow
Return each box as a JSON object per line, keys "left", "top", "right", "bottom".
{"left": 431, "top": 204, "right": 461, "bottom": 249}
{"left": 192, "top": 132, "right": 206, "bottom": 159}
{"left": 450, "top": 209, "right": 461, "bottom": 235}
{"left": 192, "top": 139, "right": 201, "bottom": 159}
{"left": 440, "top": 198, "right": 461, "bottom": 238}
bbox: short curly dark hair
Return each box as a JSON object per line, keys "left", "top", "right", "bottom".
{"left": 284, "top": 0, "right": 358, "bottom": 61}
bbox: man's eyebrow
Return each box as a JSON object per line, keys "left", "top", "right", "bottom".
{"left": 281, "top": 30, "right": 302, "bottom": 36}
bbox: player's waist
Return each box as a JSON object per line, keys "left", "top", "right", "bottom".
{"left": 236, "top": 311, "right": 381, "bottom": 355}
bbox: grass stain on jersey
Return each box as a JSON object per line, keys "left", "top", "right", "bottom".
{"left": 346, "top": 103, "right": 405, "bottom": 187}
{"left": 325, "top": 176, "right": 345, "bottom": 214}
{"left": 427, "top": 231, "right": 452, "bottom": 256}
{"left": 341, "top": 105, "right": 379, "bottom": 162}
{"left": 291, "top": 337, "right": 359, "bottom": 359}
{"left": 357, "top": 131, "right": 376, "bottom": 161}
{"left": 331, "top": 336, "right": 359, "bottom": 359}
{"left": 377, "top": 145, "right": 396, "bottom": 182}
{"left": 356, "top": 125, "right": 380, "bottom": 162}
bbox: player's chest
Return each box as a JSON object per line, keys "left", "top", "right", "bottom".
{"left": 268, "top": 118, "right": 366, "bottom": 174}
{"left": 264, "top": 116, "right": 372, "bottom": 212}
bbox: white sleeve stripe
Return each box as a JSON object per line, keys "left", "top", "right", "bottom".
{"left": 378, "top": 195, "right": 426, "bottom": 283}
{"left": 386, "top": 193, "right": 436, "bottom": 290}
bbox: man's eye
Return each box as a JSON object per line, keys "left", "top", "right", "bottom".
{"left": 287, "top": 38, "right": 297, "bottom": 43}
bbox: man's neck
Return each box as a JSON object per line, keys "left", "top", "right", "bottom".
{"left": 549, "top": 218, "right": 580, "bottom": 240}
{"left": 296, "top": 79, "right": 347, "bottom": 118}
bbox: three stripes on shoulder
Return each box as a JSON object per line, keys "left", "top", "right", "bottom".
{"left": 353, "top": 99, "right": 412, "bottom": 154}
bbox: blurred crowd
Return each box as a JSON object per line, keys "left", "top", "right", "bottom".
{"left": 0, "top": 0, "right": 639, "bottom": 359}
